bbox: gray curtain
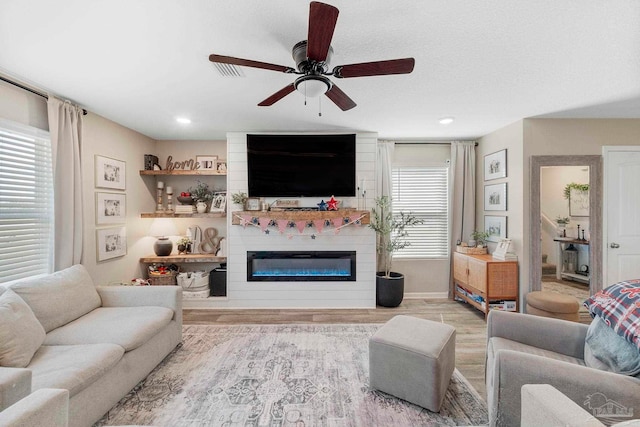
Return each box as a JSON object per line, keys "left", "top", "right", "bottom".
{"left": 450, "top": 141, "right": 476, "bottom": 294}
{"left": 375, "top": 141, "right": 395, "bottom": 271}
{"left": 47, "top": 96, "right": 84, "bottom": 270}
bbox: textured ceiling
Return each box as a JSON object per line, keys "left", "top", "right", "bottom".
{"left": 1, "top": 0, "right": 639, "bottom": 141}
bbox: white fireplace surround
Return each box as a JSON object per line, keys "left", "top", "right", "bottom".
{"left": 195, "top": 131, "right": 378, "bottom": 309}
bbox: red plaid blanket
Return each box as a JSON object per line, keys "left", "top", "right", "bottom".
{"left": 584, "top": 279, "right": 640, "bottom": 351}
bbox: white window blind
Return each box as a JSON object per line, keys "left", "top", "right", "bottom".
{"left": 392, "top": 166, "right": 449, "bottom": 258}
{"left": 0, "top": 118, "right": 53, "bottom": 284}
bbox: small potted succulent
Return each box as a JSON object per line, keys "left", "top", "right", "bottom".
{"left": 176, "top": 236, "right": 192, "bottom": 254}
{"left": 470, "top": 230, "right": 490, "bottom": 248}
{"left": 231, "top": 191, "right": 248, "bottom": 210}
{"left": 556, "top": 216, "right": 570, "bottom": 237}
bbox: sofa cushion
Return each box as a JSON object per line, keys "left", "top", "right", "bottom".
{"left": 0, "top": 289, "right": 46, "bottom": 368}
{"left": 9, "top": 265, "right": 101, "bottom": 333}
{"left": 488, "top": 337, "right": 586, "bottom": 367}
{"left": 585, "top": 316, "right": 640, "bottom": 376}
{"left": 43, "top": 306, "right": 174, "bottom": 351}
{"left": 29, "top": 344, "right": 124, "bottom": 397}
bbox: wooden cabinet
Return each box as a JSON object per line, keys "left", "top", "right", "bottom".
{"left": 453, "top": 252, "right": 518, "bottom": 318}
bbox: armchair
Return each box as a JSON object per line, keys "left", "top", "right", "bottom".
{"left": 486, "top": 310, "right": 640, "bottom": 426}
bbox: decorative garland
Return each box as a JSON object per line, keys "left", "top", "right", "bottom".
{"left": 563, "top": 182, "right": 589, "bottom": 199}
{"left": 233, "top": 213, "right": 367, "bottom": 239}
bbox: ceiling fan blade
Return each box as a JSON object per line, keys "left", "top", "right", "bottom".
{"left": 306, "top": 2, "right": 339, "bottom": 62}
{"left": 325, "top": 84, "right": 356, "bottom": 111}
{"left": 333, "top": 58, "right": 415, "bottom": 78}
{"left": 209, "top": 54, "right": 294, "bottom": 73}
{"left": 258, "top": 84, "right": 296, "bottom": 106}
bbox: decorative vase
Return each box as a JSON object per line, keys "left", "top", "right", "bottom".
{"left": 153, "top": 237, "right": 173, "bottom": 256}
{"left": 196, "top": 201, "right": 207, "bottom": 213}
{"left": 376, "top": 272, "right": 405, "bottom": 307}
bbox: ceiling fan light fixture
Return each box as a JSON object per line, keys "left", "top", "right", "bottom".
{"left": 294, "top": 75, "right": 331, "bottom": 98}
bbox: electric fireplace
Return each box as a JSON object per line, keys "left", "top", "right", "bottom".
{"left": 247, "top": 251, "right": 356, "bottom": 282}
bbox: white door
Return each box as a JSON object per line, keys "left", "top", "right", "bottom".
{"left": 604, "top": 147, "right": 640, "bottom": 286}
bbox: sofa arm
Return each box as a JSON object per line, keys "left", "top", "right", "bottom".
{"left": 487, "top": 310, "right": 588, "bottom": 358}
{"left": 0, "top": 367, "right": 31, "bottom": 412}
{"left": 521, "top": 384, "right": 604, "bottom": 427}
{"left": 0, "top": 388, "right": 68, "bottom": 427}
{"left": 96, "top": 285, "right": 182, "bottom": 326}
{"left": 489, "top": 350, "right": 640, "bottom": 426}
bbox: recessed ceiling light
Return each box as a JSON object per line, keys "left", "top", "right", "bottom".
{"left": 176, "top": 117, "right": 191, "bottom": 124}
{"left": 439, "top": 117, "right": 454, "bottom": 125}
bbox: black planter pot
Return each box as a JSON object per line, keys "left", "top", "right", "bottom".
{"left": 376, "top": 272, "right": 404, "bottom": 307}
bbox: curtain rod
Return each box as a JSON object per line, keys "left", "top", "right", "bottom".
{"left": 0, "top": 75, "right": 87, "bottom": 116}
{"left": 391, "top": 141, "right": 478, "bottom": 146}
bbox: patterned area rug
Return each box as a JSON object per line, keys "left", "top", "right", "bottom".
{"left": 542, "top": 281, "right": 590, "bottom": 311}
{"left": 95, "top": 324, "right": 488, "bottom": 426}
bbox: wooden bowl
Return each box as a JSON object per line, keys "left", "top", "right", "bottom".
{"left": 176, "top": 196, "right": 194, "bottom": 205}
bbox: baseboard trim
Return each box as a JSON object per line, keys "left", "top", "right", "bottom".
{"left": 404, "top": 292, "right": 449, "bottom": 300}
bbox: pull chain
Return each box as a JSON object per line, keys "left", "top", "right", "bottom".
{"left": 318, "top": 96, "right": 322, "bottom": 117}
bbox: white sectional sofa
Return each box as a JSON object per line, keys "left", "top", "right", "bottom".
{"left": 0, "top": 264, "right": 182, "bottom": 427}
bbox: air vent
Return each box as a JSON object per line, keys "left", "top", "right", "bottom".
{"left": 213, "top": 63, "right": 245, "bottom": 77}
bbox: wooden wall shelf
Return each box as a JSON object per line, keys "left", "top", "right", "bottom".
{"left": 141, "top": 212, "right": 225, "bottom": 219}
{"left": 140, "top": 254, "right": 227, "bottom": 263}
{"left": 230, "top": 209, "right": 370, "bottom": 225}
{"left": 139, "top": 170, "right": 225, "bottom": 176}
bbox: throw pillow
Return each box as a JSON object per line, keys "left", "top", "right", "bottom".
{"left": 583, "top": 279, "right": 640, "bottom": 351}
{"left": 584, "top": 316, "right": 640, "bottom": 376}
{"left": 0, "top": 289, "right": 46, "bottom": 368}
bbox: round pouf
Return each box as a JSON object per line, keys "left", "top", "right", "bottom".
{"left": 526, "top": 291, "right": 580, "bottom": 322}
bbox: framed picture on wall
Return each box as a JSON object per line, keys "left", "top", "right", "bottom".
{"left": 96, "top": 226, "right": 127, "bottom": 261}
{"left": 484, "top": 149, "right": 507, "bottom": 181}
{"left": 485, "top": 215, "right": 507, "bottom": 242}
{"left": 484, "top": 183, "right": 507, "bottom": 211}
{"left": 569, "top": 187, "right": 589, "bottom": 217}
{"left": 95, "top": 155, "right": 126, "bottom": 190}
{"left": 95, "top": 192, "right": 126, "bottom": 224}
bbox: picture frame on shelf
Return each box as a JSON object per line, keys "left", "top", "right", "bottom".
{"left": 484, "top": 149, "right": 507, "bottom": 181}
{"left": 245, "top": 197, "right": 261, "bottom": 211}
{"left": 196, "top": 155, "right": 217, "bottom": 171}
{"left": 485, "top": 215, "right": 507, "bottom": 242}
{"left": 96, "top": 226, "right": 127, "bottom": 261}
{"left": 484, "top": 183, "right": 507, "bottom": 211}
{"left": 210, "top": 192, "right": 227, "bottom": 213}
{"left": 569, "top": 188, "right": 589, "bottom": 217}
{"left": 216, "top": 160, "right": 227, "bottom": 173}
{"left": 95, "top": 155, "right": 126, "bottom": 190}
{"left": 96, "top": 192, "right": 126, "bottom": 224}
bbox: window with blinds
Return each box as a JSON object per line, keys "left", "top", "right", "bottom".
{"left": 392, "top": 166, "right": 449, "bottom": 258}
{"left": 0, "top": 118, "right": 53, "bottom": 284}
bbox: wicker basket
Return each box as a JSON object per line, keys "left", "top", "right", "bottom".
{"left": 456, "top": 245, "right": 488, "bottom": 255}
{"left": 147, "top": 271, "right": 179, "bottom": 286}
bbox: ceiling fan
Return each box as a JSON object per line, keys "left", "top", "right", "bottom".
{"left": 208, "top": 1, "right": 415, "bottom": 111}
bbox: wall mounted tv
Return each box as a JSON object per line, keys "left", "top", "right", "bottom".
{"left": 247, "top": 134, "right": 356, "bottom": 198}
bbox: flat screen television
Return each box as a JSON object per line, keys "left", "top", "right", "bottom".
{"left": 247, "top": 134, "right": 356, "bottom": 198}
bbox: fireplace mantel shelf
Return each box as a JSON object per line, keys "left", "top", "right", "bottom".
{"left": 231, "top": 209, "right": 370, "bottom": 225}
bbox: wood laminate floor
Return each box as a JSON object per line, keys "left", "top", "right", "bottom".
{"left": 183, "top": 299, "right": 489, "bottom": 399}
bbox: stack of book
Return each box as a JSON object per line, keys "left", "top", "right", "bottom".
{"left": 175, "top": 205, "right": 196, "bottom": 214}
{"left": 492, "top": 252, "right": 518, "bottom": 261}
{"left": 492, "top": 238, "right": 517, "bottom": 260}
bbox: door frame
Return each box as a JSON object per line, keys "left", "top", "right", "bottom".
{"left": 529, "top": 155, "right": 603, "bottom": 295}
{"left": 602, "top": 146, "right": 640, "bottom": 286}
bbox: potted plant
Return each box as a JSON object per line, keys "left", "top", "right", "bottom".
{"left": 231, "top": 191, "right": 248, "bottom": 210}
{"left": 188, "top": 181, "right": 214, "bottom": 213}
{"left": 555, "top": 216, "right": 570, "bottom": 237}
{"left": 470, "top": 230, "right": 490, "bottom": 248}
{"left": 369, "top": 196, "right": 423, "bottom": 307}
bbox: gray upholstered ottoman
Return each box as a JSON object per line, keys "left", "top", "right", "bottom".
{"left": 369, "top": 315, "right": 456, "bottom": 412}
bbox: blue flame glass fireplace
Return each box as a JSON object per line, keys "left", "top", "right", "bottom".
{"left": 247, "top": 251, "right": 356, "bottom": 282}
